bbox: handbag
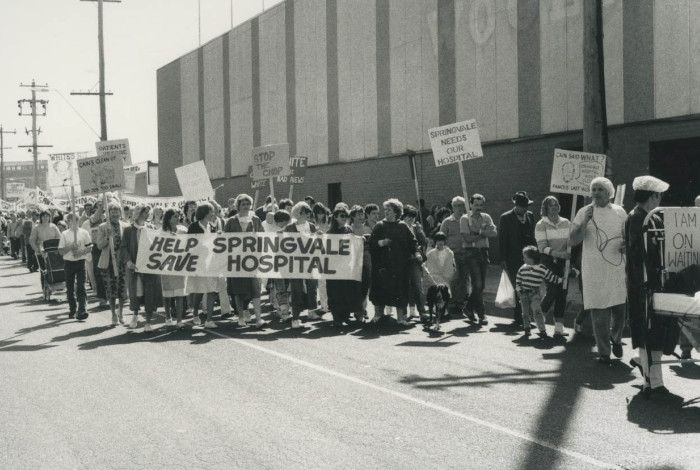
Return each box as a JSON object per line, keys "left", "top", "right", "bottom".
{"left": 495, "top": 270, "right": 516, "bottom": 309}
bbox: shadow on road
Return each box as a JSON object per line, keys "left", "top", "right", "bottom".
{"left": 626, "top": 391, "right": 700, "bottom": 434}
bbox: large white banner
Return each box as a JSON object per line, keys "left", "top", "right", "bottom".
{"left": 428, "top": 119, "right": 484, "bottom": 167}
{"left": 175, "top": 161, "right": 214, "bottom": 200}
{"left": 136, "top": 228, "right": 363, "bottom": 281}
{"left": 48, "top": 152, "right": 88, "bottom": 198}
{"left": 664, "top": 207, "right": 700, "bottom": 273}
{"left": 549, "top": 149, "right": 606, "bottom": 197}
{"left": 121, "top": 194, "right": 208, "bottom": 210}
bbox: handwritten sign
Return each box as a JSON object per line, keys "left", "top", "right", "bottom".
{"left": 664, "top": 208, "right": 700, "bottom": 273}
{"left": 135, "top": 228, "right": 364, "bottom": 281}
{"left": 248, "top": 165, "right": 268, "bottom": 190}
{"left": 175, "top": 161, "right": 214, "bottom": 200}
{"left": 48, "top": 152, "right": 87, "bottom": 198}
{"left": 277, "top": 156, "right": 308, "bottom": 184}
{"left": 428, "top": 119, "right": 484, "bottom": 167}
{"left": 550, "top": 149, "right": 606, "bottom": 197}
{"left": 251, "top": 143, "right": 292, "bottom": 180}
{"left": 77, "top": 155, "right": 125, "bottom": 195}
{"left": 95, "top": 138, "right": 132, "bottom": 165}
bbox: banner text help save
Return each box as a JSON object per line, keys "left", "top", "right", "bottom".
{"left": 136, "top": 229, "right": 363, "bottom": 281}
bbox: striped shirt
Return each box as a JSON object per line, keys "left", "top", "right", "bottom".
{"left": 516, "top": 263, "right": 562, "bottom": 292}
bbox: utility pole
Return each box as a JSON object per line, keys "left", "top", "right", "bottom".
{"left": 72, "top": 0, "right": 120, "bottom": 142}
{"left": 0, "top": 126, "right": 17, "bottom": 200}
{"left": 18, "top": 80, "right": 53, "bottom": 189}
{"left": 582, "top": 0, "right": 609, "bottom": 175}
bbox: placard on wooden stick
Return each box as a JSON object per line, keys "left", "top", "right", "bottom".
{"left": 77, "top": 155, "right": 125, "bottom": 195}
{"left": 175, "top": 161, "right": 215, "bottom": 200}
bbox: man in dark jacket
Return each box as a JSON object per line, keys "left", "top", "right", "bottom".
{"left": 498, "top": 191, "right": 536, "bottom": 327}
{"left": 626, "top": 176, "right": 678, "bottom": 398}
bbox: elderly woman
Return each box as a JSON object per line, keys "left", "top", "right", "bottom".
{"left": 95, "top": 202, "right": 129, "bottom": 325}
{"left": 187, "top": 202, "right": 219, "bottom": 328}
{"left": 535, "top": 196, "right": 572, "bottom": 337}
{"left": 121, "top": 205, "right": 162, "bottom": 332}
{"left": 402, "top": 204, "right": 428, "bottom": 319}
{"left": 224, "top": 194, "right": 265, "bottom": 328}
{"left": 570, "top": 177, "right": 628, "bottom": 363}
{"left": 326, "top": 204, "right": 364, "bottom": 326}
{"left": 369, "top": 198, "right": 421, "bottom": 326}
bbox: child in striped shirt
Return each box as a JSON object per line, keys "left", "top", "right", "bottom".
{"left": 516, "top": 246, "right": 563, "bottom": 337}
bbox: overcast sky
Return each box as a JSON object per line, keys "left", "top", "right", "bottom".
{"left": 0, "top": 0, "right": 282, "bottom": 165}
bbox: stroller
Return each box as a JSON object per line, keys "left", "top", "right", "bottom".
{"left": 37, "top": 239, "right": 66, "bottom": 301}
{"left": 641, "top": 207, "right": 700, "bottom": 387}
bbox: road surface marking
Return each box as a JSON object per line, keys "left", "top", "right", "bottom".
{"left": 205, "top": 328, "right": 621, "bottom": 469}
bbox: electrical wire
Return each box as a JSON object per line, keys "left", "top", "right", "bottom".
{"left": 52, "top": 88, "right": 101, "bottom": 139}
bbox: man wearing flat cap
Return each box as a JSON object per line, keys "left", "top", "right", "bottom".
{"left": 498, "top": 191, "right": 537, "bottom": 327}
{"left": 625, "top": 175, "right": 678, "bottom": 397}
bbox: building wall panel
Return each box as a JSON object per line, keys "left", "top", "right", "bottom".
{"left": 539, "top": 0, "right": 568, "bottom": 133}
{"left": 230, "top": 25, "right": 253, "bottom": 177}
{"left": 259, "top": 6, "right": 288, "bottom": 147}
{"left": 203, "top": 37, "right": 225, "bottom": 177}
{"left": 654, "top": 0, "right": 690, "bottom": 119}
{"left": 603, "top": 0, "right": 624, "bottom": 125}
{"left": 420, "top": 0, "right": 439, "bottom": 150}
{"left": 565, "top": 0, "right": 583, "bottom": 130}
{"left": 495, "top": 0, "right": 518, "bottom": 139}
{"left": 180, "top": 51, "right": 200, "bottom": 165}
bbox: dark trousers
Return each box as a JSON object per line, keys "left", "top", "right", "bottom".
{"left": 25, "top": 244, "right": 38, "bottom": 271}
{"left": 65, "top": 259, "right": 87, "bottom": 314}
{"left": 91, "top": 245, "right": 107, "bottom": 299}
{"left": 20, "top": 236, "right": 26, "bottom": 262}
{"left": 465, "top": 249, "right": 488, "bottom": 316}
{"left": 10, "top": 237, "right": 20, "bottom": 258}
{"left": 505, "top": 263, "right": 523, "bottom": 324}
{"left": 541, "top": 258, "right": 566, "bottom": 320}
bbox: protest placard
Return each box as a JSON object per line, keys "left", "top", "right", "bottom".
{"left": 428, "top": 119, "right": 483, "bottom": 167}
{"left": 135, "top": 228, "right": 364, "bottom": 281}
{"left": 121, "top": 194, "right": 208, "bottom": 210}
{"left": 95, "top": 138, "right": 132, "bottom": 165}
{"left": 277, "top": 156, "right": 308, "bottom": 184}
{"left": 248, "top": 165, "right": 268, "bottom": 190}
{"left": 48, "top": 152, "right": 87, "bottom": 198}
{"left": 175, "top": 161, "right": 214, "bottom": 200}
{"left": 21, "top": 187, "right": 52, "bottom": 206}
{"left": 550, "top": 149, "right": 606, "bottom": 197}
{"left": 664, "top": 208, "right": 700, "bottom": 273}
{"left": 123, "top": 165, "right": 140, "bottom": 194}
{"left": 251, "top": 143, "right": 292, "bottom": 180}
{"left": 77, "top": 154, "right": 125, "bottom": 195}
{"left": 6, "top": 182, "right": 25, "bottom": 199}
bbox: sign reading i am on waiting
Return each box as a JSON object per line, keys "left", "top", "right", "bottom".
{"left": 550, "top": 149, "right": 606, "bottom": 197}
{"left": 251, "top": 143, "right": 292, "bottom": 180}
{"left": 664, "top": 207, "right": 700, "bottom": 273}
{"left": 428, "top": 119, "right": 484, "bottom": 167}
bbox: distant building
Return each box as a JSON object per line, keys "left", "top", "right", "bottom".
{"left": 2, "top": 160, "right": 48, "bottom": 199}
{"left": 132, "top": 161, "right": 159, "bottom": 197}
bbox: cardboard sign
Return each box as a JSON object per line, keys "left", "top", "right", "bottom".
{"left": 251, "top": 143, "right": 292, "bottom": 180}
{"left": 6, "top": 182, "right": 25, "bottom": 199}
{"left": 123, "top": 165, "right": 140, "bottom": 194}
{"left": 175, "top": 161, "right": 214, "bottom": 200}
{"left": 664, "top": 208, "right": 700, "bottom": 273}
{"left": 77, "top": 155, "right": 125, "bottom": 195}
{"left": 550, "top": 149, "right": 606, "bottom": 197}
{"left": 21, "top": 187, "right": 52, "bottom": 206}
{"left": 136, "top": 228, "right": 364, "bottom": 281}
{"left": 48, "top": 152, "right": 87, "bottom": 198}
{"left": 248, "top": 165, "right": 268, "bottom": 190}
{"left": 277, "top": 156, "right": 308, "bottom": 184}
{"left": 428, "top": 119, "right": 484, "bottom": 167}
{"left": 95, "top": 138, "right": 132, "bottom": 165}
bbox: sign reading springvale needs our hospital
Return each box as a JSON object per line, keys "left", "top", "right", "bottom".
{"left": 277, "top": 156, "right": 308, "bottom": 184}
{"left": 135, "top": 228, "right": 363, "bottom": 281}
{"left": 95, "top": 138, "right": 132, "bottom": 165}
{"left": 77, "top": 154, "right": 125, "bottom": 195}
{"left": 175, "top": 161, "right": 215, "bottom": 200}
{"left": 550, "top": 149, "right": 606, "bottom": 197}
{"left": 428, "top": 119, "right": 484, "bottom": 167}
{"left": 251, "top": 143, "right": 291, "bottom": 180}
{"left": 664, "top": 208, "right": 700, "bottom": 273}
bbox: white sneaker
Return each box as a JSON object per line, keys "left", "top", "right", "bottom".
{"left": 192, "top": 315, "right": 201, "bottom": 326}
{"left": 144, "top": 323, "right": 153, "bottom": 332}
{"left": 291, "top": 319, "right": 301, "bottom": 328}
{"left": 204, "top": 320, "right": 216, "bottom": 328}
{"left": 255, "top": 319, "right": 265, "bottom": 328}
{"left": 307, "top": 311, "right": 321, "bottom": 321}
{"left": 237, "top": 317, "right": 246, "bottom": 327}
{"left": 129, "top": 316, "right": 138, "bottom": 328}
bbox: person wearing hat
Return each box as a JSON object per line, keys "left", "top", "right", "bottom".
{"left": 498, "top": 191, "right": 537, "bottom": 327}
{"left": 625, "top": 175, "right": 678, "bottom": 396}
{"left": 571, "top": 177, "right": 628, "bottom": 364}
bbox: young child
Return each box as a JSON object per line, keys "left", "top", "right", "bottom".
{"left": 515, "top": 245, "right": 563, "bottom": 337}
{"left": 423, "top": 232, "right": 456, "bottom": 322}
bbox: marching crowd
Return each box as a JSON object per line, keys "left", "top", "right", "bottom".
{"left": 1, "top": 175, "right": 698, "bottom": 397}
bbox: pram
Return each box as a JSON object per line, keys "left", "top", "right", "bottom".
{"left": 37, "top": 239, "right": 66, "bottom": 301}
{"left": 641, "top": 207, "right": 700, "bottom": 385}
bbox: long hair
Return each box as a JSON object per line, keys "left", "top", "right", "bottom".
{"left": 162, "top": 208, "right": 179, "bottom": 232}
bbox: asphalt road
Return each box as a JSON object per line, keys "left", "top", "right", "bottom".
{"left": 0, "top": 255, "right": 698, "bottom": 470}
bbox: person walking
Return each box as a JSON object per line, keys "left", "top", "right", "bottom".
{"left": 187, "top": 202, "right": 219, "bottom": 328}
{"left": 58, "top": 213, "right": 92, "bottom": 320}
{"left": 570, "top": 178, "right": 628, "bottom": 364}
{"left": 160, "top": 209, "right": 187, "bottom": 328}
{"left": 95, "top": 202, "right": 128, "bottom": 325}
{"left": 498, "top": 191, "right": 537, "bottom": 328}
{"left": 440, "top": 197, "right": 469, "bottom": 316}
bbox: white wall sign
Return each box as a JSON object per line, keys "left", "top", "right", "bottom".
{"left": 550, "top": 149, "right": 606, "bottom": 197}
{"left": 428, "top": 119, "right": 484, "bottom": 167}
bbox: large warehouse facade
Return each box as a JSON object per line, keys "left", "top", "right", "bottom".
{"left": 157, "top": 0, "right": 700, "bottom": 240}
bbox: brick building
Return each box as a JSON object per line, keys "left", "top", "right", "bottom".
{"left": 157, "top": 0, "right": 700, "bottom": 259}
{"left": 2, "top": 160, "right": 48, "bottom": 199}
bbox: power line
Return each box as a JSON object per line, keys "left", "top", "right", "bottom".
{"left": 53, "top": 88, "right": 101, "bottom": 139}
{"left": 18, "top": 80, "right": 53, "bottom": 189}
{"left": 0, "top": 126, "right": 17, "bottom": 200}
